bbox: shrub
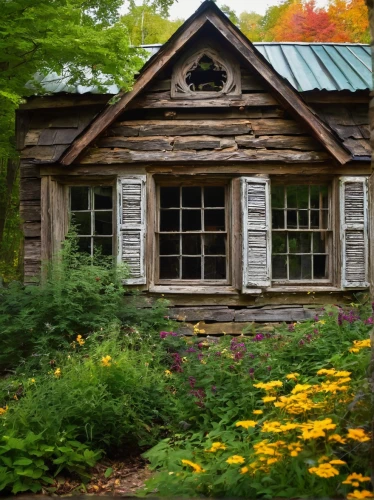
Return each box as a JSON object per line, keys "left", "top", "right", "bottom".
{"left": 143, "top": 308, "right": 373, "bottom": 497}
{"left": 0, "top": 232, "right": 171, "bottom": 372}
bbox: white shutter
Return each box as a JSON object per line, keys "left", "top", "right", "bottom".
{"left": 340, "top": 176, "right": 369, "bottom": 289}
{"left": 118, "top": 175, "right": 146, "bottom": 285}
{"left": 241, "top": 177, "right": 271, "bottom": 291}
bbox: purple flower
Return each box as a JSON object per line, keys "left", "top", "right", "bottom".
{"left": 299, "top": 339, "right": 305, "bottom": 346}
{"left": 313, "top": 328, "right": 319, "bottom": 335}
{"left": 160, "top": 331, "right": 168, "bottom": 339}
{"left": 248, "top": 352, "right": 255, "bottom": 359}
{"left": 365, "top": 317, "right": 373, "bottom": 325}
{"left": 189, "top": 376, "right": 196, "bottom": 389}
{"left": 211, "top": 385, "right": 217, "bottom": 393}
{"left": 249, "top": 367, "right": 255, "bottom": 378}
{"left": 186, "top": 347, "right": 197, "bottom": 353}
{"left": 288, "top": 324, "right": 295, "bottom": 332}
{"left": 215, "top": 351, "right": 222, "bottom": 357}
{"left": 197, "top": 352, "right": 204, "bottom": 361}
{"left": 267, "top": 366, "right": 272, "bottom": 371}
{"left": 253, "top": 333, "right": 264, "bottom": 342}
{"left": 314, "top": 315, "right": 319, "bottom": 322}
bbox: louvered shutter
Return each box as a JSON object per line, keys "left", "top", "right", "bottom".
{"left": 340, "top": 176, "right": 369, "bottom": 289}
{"left": 241, "top": 177, "right": 271, "bottom": 291}
{"left": 118, "top": 175, "right": 146, "bottom": 285}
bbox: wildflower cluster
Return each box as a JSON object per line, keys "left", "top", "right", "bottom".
{"left": 349, "top": 339, "right": 371, "bottom": 353}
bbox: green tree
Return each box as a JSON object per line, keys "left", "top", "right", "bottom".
{"left": 260, "top": 0, "right": 294, "bottom": 41}
{"left": 121, "top": 3, "right": 183, "bottom": 45}
{"left": 239, "top": 11, "right": 264, "bottom": 41}
{"left": 0, "top": 0, "right": 173, "bottom": 282}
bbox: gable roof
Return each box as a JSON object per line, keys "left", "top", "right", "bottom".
{"left": 59, "top": 0, "right": 352, "bottom": 166}
{"left": 34, "top": 43, "right": 372, "bottom": 95}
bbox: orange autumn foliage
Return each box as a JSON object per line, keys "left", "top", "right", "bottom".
{"left": 267, "top": 0, "right": 369, "bottom": 43}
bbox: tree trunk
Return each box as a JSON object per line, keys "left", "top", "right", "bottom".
{"left": 0, "top": 157, "right": 19, "bottom": 248}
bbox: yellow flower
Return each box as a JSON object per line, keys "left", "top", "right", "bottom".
{"left": 164, "top": 370, "right": 172, "bottom": 376}
{"left": 317, "top": 368, "right": 336, "bottom": 376}
{"left": 349, "top": 339, "right": 371, "bottom": 353}
{"left": 332, "top": 371, "right": 351, "bottom": 378}
{"left": 329, "top": 459, "right": 346, "bottom": 465}
{"left": 291, "top": 384, "right": 312, "bottom": 394}
{"left": 76, "top": 334, "right": 85, "bottom": 346}
{"left": 240, "top": 466, "right": 249, "bottom": 474}
{"left": 54, "top": 368, "right": 61, "bottom": 378}
{"left": 262, "top": 396, "right": 277, "bottom": 403}
{"left": 287, "top": 442, "right": 303, "bottom": 457}
{"left": 308, "top": 463, "right": 339, "bottom": 478}
{"left": 226, "top": 455, "right": 245, "bottom": 464}
{"left": 181, "top": 459, "right": 205, "bottom": 473}
{"left": 286, "top": 373, "right": 300, "bottom": 380}
{"left": 347, "top": 491, "right": 374, "bottom": 499}
{"left": 261, "top": 421, "right": 282, "bottom": 433}
{"left": 253, "top": 410, "right": 263, "bottom": 415}
{"left": 236, "top": 420, "right": 257, "bottom": 429}
{"left": 347, "top": 428, "right": 371, "bottom": 443}
{"left": 101, "top": 355, "right": 112, "bottom": 367}
{"left": 328, "top": 434, "right": 346, "bottom": 444}
{"left": 343, "top": 473, "right": 372, "bottom": 485}
{"left": 267, "top": 457, "right": 279, "bottom": 465}
{"left": 0, "top": 406, "right": 8, "bottom": 416}
{"left": 30, "top": 378, "right": 36, "bottom": 383}
{"left": 205, "top": 442, "right": 226, "bottom": 452}
{"left": 254, "top": 381, "right": 283, "bottom": 391}
{"left": 318, "top": 320, "right": 326, "bottom": 325}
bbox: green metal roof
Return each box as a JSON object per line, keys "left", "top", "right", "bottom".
{"left": 31, "top": 43, "right": 372, "bottom": 95}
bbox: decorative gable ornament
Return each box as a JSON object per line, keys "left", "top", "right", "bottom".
{"left": 171, "top": 43, "right": 241, "bottom": 99}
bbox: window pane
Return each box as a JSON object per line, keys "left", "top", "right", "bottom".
{"left": 287, "top": 186, "right": 298, "bottom": 208}
{"left": 321, "top": 186, "right": 329, "bottom": 208}
{"left": 160, "top": 210, "right": 180, "bottom": 231}
{"left": 288, "top": 232, "right": 311, "bottom": 253}
{"left": 204, "top": 257, "right": 226, "bottom": 279}
{"left": 160, "top": 187, "right": 180, "bottom": 208}
{"left": 314, "top": 255, "right": 328, "bottom": 279}
{"left": 313, "top": 232, "right": 327, "bottom": 253}
{"left": 287, "top": 210, "right": 297, "bottom": 229}
{"left": 182, "top": 187, "right": 201, "bottom": 207}
{"left": 160, "top": 234, "right": 179, "bottom": 255}
{"left": 204, "top": 234, "right": 226, "bottom": 255}
{"left": 272, "top": 210, "right": 284, "bottom": 229}
{"left": 272, "top": 255, "right": 287, "bottom": 279}
{"left": 183, "top": 234, "right": 201, "bottom": 255}
{"left": 204, "top": 209, "right": 225, "bottom": 231}
{"left": 310, "top": 210, "right": 320, "bottom": 228}
{"left": 72, "top": 212, "right": 91, "bottom": 235}
{"left": 94, "top": 211, "right": 112, "bottom": 235}
{"left": 94, "top": 237, "right": 112, "bottom": 256}
{"left": 297, "top": 186, "right": 309, "bottom": 209}
{"left": 160, "top": 257, "right": 180, "bottom": 279}
{"left": 271, "top": 186, "right": 284, "bottom": 209}
{"left": 321, "top": 210, "right": 329, "bottom": 229}
{"left": 77, "top": 237, "right": 91, "bottom": 254}
{"left": 298, "top": 210, "right": 309, "bottom": 228}
{"left": 204, "top": 186, "right": 225, "bottom": 207}
{"left": 182, "top": 257, "right": 201, "bottom": 279}
{"left": 289, "top": 255, "right": 301, "bottom": 280}
{"left": 182, "top": 210, "right": 201, "bottom": 231}
{"left": 272, "top": 232, "right": 286, "bottom": 254}
{"left": 310, "top": 185, "right": 320, "bottom": 208}
{"left": 94, "top": 187, "right": 112, "bottom": 209}
{"left": 71, "top": 187, "right": 89, "bottom": 210}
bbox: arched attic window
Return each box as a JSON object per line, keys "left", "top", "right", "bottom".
{"left": 171, "top": 45, "right": 241, "bottom": 99}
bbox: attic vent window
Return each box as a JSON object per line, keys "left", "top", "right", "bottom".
{"left": 171, "top": 44, "right": 241, "bottom": 99}
{"left": 186, "top": 55, "right": 227, "bottom": 92}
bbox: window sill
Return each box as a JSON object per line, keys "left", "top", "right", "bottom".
{"left": 267, "top": 286, "right": 342, "bottom": 293}
{"left": 149, "top": 285, "right": 244, "bottom": 295}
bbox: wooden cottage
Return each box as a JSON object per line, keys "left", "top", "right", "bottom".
{"left": 18, "top": 1, "right": 373, "bottom": 332}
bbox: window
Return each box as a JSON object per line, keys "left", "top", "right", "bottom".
{"left": 271, "top": 184, "right": 331, "bottom": 282}
{"left": 157, "top": 185, "right": 229, "bottom": 282}
{"left": 70, "top": 186, "right": 113, "bottom": 256}
{"left": 186, "top": 55, "right": 227, "bottom": 92}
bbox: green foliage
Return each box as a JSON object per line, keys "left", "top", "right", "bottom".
{"left": 0, "top": 428, "right": 100, "bottom": 494}
{"left": 0, "top": 231, "right": 171, "bottom": 372}
{"left": 142, "top": 307, "right": 373, "bottom": 497}
{"left": 121, "top": 3, "right": 183, "bottom": 45}
{"left": 3, "top": 327, "right": 175, "bottom": 453}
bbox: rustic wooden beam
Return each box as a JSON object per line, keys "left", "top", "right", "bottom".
{"left": 205, "top": 10, "right": 352, "bottom": 164}
{"left": 129, "top": 93, "right": 277, "bottom": 108}
{"left": 20, "top": 95, "right": 111, "bottom": 110}
{"left": 236, "top": 135, "right": 321, "bottom": 150}
{"left": 40, "top": 163, "right": 371, "bottom": 177}
{"left": 110, "top": 119, "right": 253, "bottom": 137}
{"left": 79, "top": 148, "right": 330, "bottom": 164}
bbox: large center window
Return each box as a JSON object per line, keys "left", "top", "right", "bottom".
{"left": 157, "top": 185, "right": 228, "bottom": 282}
{"left": 271, "top": 184, "right": 331, "bottom": 283}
